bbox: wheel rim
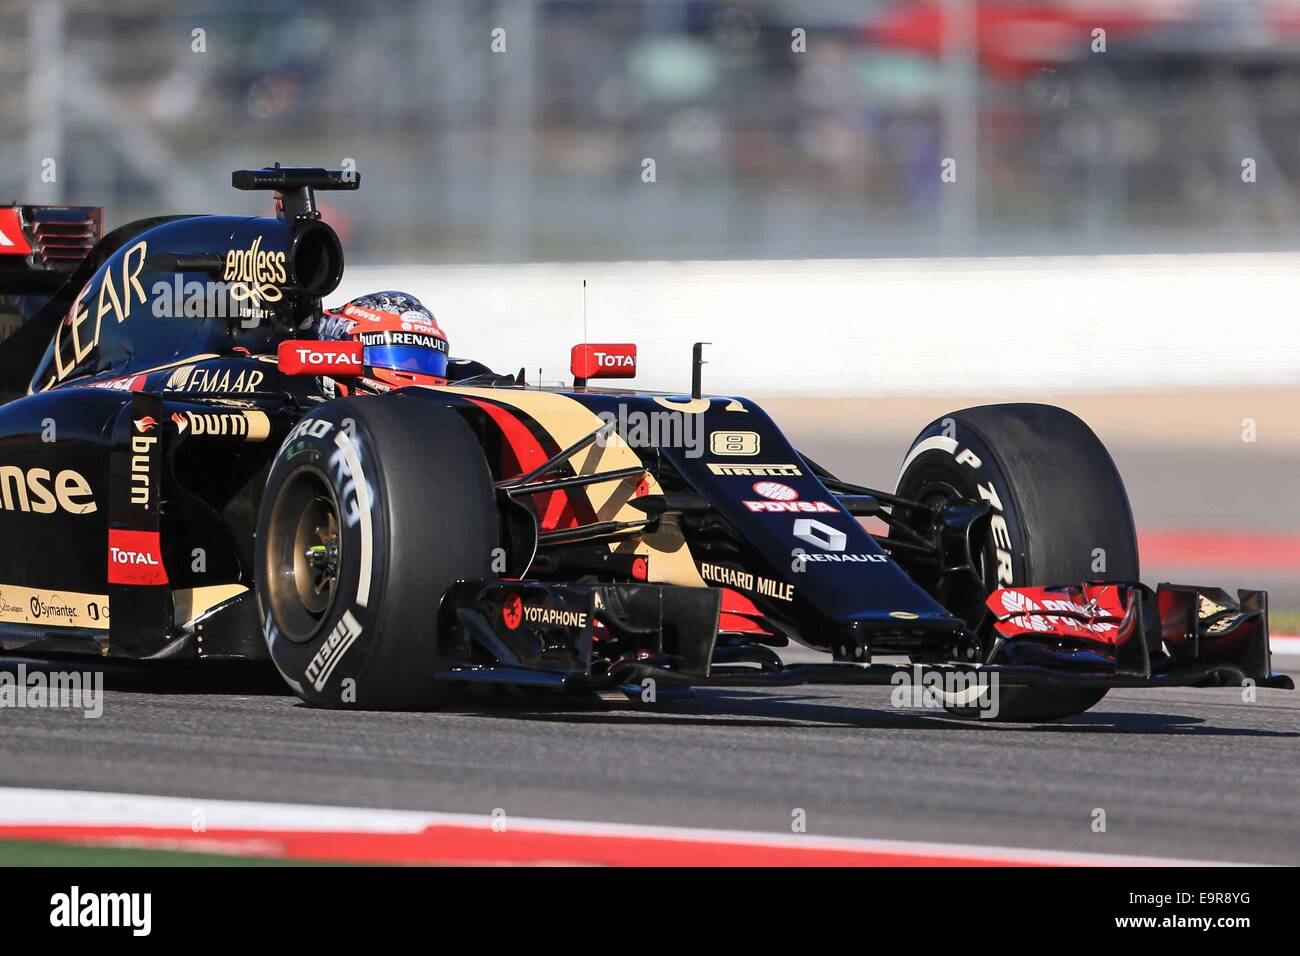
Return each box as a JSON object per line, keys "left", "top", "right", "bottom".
{"left": 265, "top": 468, "right": 343, "bottom": 643}
{"left": 894, "top": 472, "right": 995, "bottom": 637}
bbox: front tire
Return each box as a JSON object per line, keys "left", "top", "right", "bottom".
{"left": 257, "top": 396, "right": 497, "bottom": 709}
{"left": 893, "top": 403, "right": 1138, "bottom": 722}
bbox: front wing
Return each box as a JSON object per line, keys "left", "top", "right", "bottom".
{"left": 434, "top": 578, "right": 1293, "bottom": 695}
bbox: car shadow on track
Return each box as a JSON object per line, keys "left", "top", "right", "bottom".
{"left": 0, "top": 655, "right": 290, "bottom": 696}
{"left": 444, "top": 688, "right": 1300, "bottom": 737}
{"left": 1019, "top": 708, "right": 1299, "bottom": 737}
{"left": 4, "top": 655, "right": 1293, "bottom": 737}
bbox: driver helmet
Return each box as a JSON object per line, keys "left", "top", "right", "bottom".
{"left": 319, "top": 291, "right": 448, "bottom": 387}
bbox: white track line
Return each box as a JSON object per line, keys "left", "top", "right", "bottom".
{"left": 0, "top": 786, "right": 1247, "bottom": 866}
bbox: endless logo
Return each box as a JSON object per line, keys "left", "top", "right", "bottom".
{"left": 223, "top": 235, "right": 287, "bottom": 305}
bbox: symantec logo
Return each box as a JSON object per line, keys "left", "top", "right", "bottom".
{"left": 278, "top": 340, "right": 363, "bottom": 376}
{"left": 571, "top": 343, "right": 637, "bottom": 379}
{"left": 108, "top": 529, "right": 168, "bottom": 586}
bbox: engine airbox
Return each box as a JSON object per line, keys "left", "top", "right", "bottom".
{"left": 286, "top": 220, "right": 343, "bottom": 298}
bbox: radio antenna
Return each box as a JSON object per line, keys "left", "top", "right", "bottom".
{"left": 582, "top": 279, "right": 587, "bottom": 345}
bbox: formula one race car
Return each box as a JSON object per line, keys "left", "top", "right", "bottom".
{"left": 0, "top": 168, "right": 1288, "bottom": 722}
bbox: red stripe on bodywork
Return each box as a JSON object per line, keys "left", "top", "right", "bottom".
{"left": 718, "top": 588, "right": 770, "bottom": 634}
{"left": 465, "top": 397, "right": 548, "bottom": 476}
{"left": 464, "top": 397, "right": 576, "bottom": 531}
{"left": 719, "top": 613, "right": 770, "bottom": 634}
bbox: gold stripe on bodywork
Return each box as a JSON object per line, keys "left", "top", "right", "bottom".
{"left": 428, "top": 386, "right": 707, "bottom": 588}
{"left": 0, "top": 585, "right": 110, "bottom": 630}
{"left": 173, "top": 584, "right": 249, "bottom": 627}
{"left": 0, "top": 583, "right": 251, "bottom": 632}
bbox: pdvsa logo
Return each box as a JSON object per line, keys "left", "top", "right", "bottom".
{"left": 743, "top": 481, "right": 836, "bottom": 513}
{"left": 342, "top": 303, "right": 385, "bottom": 322}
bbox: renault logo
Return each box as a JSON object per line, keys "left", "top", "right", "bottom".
{"left": 792, "top": 518, "right": 847, "bottom": 552}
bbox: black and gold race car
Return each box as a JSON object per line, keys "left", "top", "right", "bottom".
{"left": 0, "top": 168, "right": 1286, "bottom": 722}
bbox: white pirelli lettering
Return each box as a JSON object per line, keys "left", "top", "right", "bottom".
{"left": 306, "top": 610, "right": 363, "bottom": 691}
{"left": 332, "top": 430, "right": 373, "bottom": 608}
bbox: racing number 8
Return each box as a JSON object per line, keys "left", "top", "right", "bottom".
{"left": 709, "top": 431, "right": 760, "bottom": 456}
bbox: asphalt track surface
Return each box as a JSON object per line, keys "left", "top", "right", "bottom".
{"left": 0, "top": 650, "right": 1296, "bottom": 865}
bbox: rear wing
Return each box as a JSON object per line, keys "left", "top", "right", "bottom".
{"left": 0, "top": 205, "right": 103, "bottom": 294}
{"left": 0, "top": 205, "right": 103, "bottom": 361}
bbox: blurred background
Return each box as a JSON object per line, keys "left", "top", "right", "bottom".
{"left": 1, "top": 0, "right": 1297, "bottom": 607}
{"left": 6, "top": 0, "right": 1300, "bottom": 262}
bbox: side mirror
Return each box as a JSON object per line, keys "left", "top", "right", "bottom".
{"left": 277, "top": 340, "right": 363, "bottom": 376}
{"left": 571, "top": 343, "right": 636, "bottom": 387}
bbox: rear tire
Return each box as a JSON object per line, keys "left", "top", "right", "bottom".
{"left": 893, "top": 403, "right": 1137, "bottom": 722}
{"left": 257, "top": 396, "right": 497, "bottom": 709}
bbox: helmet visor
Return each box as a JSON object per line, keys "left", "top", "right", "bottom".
{"left": 363, "top": 344, "right": 448, "bottom": 378}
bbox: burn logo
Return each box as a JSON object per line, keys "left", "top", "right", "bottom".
{"left": 130, "top": 417, "right": 158, "bottom": 509}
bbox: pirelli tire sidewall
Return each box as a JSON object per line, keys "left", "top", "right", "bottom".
{"left": 894, "top": 404, "right": 1139, "bottom": 722}
{"left": 257, "top": 397, "right": 496, "bottom": 709}
{"left": 896, "top": 405, "right": 1140, "bottom": 609}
